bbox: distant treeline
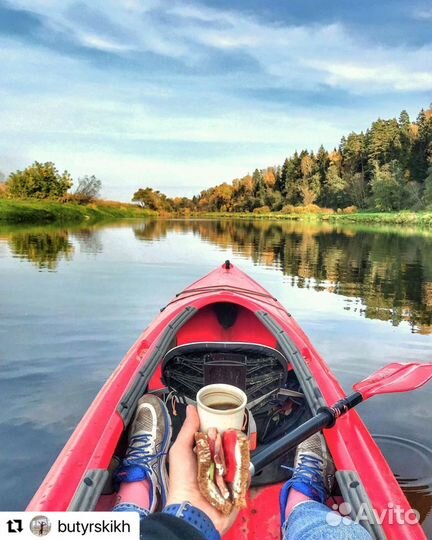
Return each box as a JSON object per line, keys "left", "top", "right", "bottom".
{"left": 133, "top": 105, "right": 432, "bottom": 213}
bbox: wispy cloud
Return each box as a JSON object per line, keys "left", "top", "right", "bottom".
{"left": 413, "top": 7, "right": 432, "bottom": 20}
{"left": 8, "top": 0, "right": 432, "bottom": 92}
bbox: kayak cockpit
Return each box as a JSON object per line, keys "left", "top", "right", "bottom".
{"left": 87, "top": 298, "right": 387, "bottom": 539}
{"left": 96, "top": 335, "right": 313, "bottom": 509}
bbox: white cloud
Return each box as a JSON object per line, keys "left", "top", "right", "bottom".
{"left": 9, "top": 0, "right": 432, "bottom": 93}
{"left": 78, "top": 34, "right": 134, "bottom": 53}
{"left": 414, "top": 7, "right": 432, "bottom": 20}
{"left": 310, "top": 60, "right": 432, "bottom": 93}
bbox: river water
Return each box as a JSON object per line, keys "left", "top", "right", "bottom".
{"left": 0, "top": 219, "right": 431, "bottom": 533}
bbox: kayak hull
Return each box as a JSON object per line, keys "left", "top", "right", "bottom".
{"left": 27, "top": 263, "right": 426, "bottom": 540}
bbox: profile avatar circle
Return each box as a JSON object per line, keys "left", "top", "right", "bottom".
{"left": 29, "top": 515, "right": 52, "bottom": 537}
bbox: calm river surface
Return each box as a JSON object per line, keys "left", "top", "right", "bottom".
{"left": 1, "top": 219, "right": 432, "bottom": 532}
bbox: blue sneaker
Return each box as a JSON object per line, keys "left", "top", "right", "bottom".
{"left": 280, "top": 432, "right": 335, "bottom": 525}
{"left": 115, "top": 394, "right": 172, "bottom": 511}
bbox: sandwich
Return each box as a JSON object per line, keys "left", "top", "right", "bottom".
{"left": 195, "top": 428, "right": 250, "bottom": 515}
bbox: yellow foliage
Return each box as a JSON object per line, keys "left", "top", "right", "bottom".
{"left": 281, "top": 204, "right": 334, "bottom": 215}
{"left": 263, "top": 169, "right": 276, "bottom": 187}
{"left": 253, "top": 205, "right": 271, "bottom": 214}
{"left": 409, "top": 124, "right": 419, "bottom": 139}
{"left": 301, "top": 155, "right": 314, "bottom": 178}
{"left": 341, "top": 205, "right": 358, "bottom": 214}
{"left": 329, "top": 151, "right": 342, "bottom": 165}
{"left": 0, "top": 182, "right": 8, "bottom": 198}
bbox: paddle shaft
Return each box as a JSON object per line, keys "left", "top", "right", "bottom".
{"left": 250, "top": 392, "right": 363, "bottom": 475}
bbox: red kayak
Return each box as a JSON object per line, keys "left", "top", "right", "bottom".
{"left": 27, "top": 262, "right": 426, "bottom": 539}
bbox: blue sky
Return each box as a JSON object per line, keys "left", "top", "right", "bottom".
{"left": 0, "top": 0, "right": 431, "bottom": 200}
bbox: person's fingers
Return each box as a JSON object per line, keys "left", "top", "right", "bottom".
{"left": 172, "top": 405, "right": 200, "bottom": 450}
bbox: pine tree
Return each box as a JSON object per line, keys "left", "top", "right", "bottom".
{"left": 252, "top": 169, "right": 267, "bottom": 207}
{"left": 399, "top": 110, "right": 410, "bottom": 131}
{"left": 276, "top": 159, "right": 289, "bottom": 196}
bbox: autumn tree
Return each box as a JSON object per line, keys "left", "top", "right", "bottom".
{"left": 297, "top": 153, "right": 320, "bottom": 205}
{"left": 132, "top": 187, "right": 173, "bottom": 211}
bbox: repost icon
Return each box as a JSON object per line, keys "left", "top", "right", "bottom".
{"left": 7, "top": 519, "right": 23, "bottom": 534}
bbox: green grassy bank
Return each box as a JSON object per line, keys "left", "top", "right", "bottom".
{"left": 3, "top": 200, "right": 432, "bottom": 227}
{"left": 0, "top": 199, "right": 155, "bottom": 224}
{"left": 192, "top": 211, "right": 432, "bottom": 226}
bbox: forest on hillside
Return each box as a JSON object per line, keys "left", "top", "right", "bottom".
{"left": 133, "top": 105, "right": 432, "bottom": 214}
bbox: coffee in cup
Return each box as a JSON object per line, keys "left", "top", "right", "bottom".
{"left": 196, "top": 383, "right": 247, "bottom": 433}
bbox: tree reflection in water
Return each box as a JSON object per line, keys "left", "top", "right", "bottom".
{"left": 8, "top": 230, "right": 74, "bottom": 271}
{"left": 3, "top": 219, "right": 431, "bottom": 332}
{"left": 133, "top": 220, "right": 432, "bottom": 333}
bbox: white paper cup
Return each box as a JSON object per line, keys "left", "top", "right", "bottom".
{"left": 196, "top": 383, "right": 247, "bottom": 433}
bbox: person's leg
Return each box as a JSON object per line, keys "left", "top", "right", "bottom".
{"left": 112, "top": 394, "right": 172, "bottom": 517}
{"left": 280, "top": 433, "right": 373, "bottom": 540}
{"left": 114, "top": 480, "right": 152, "bottom": 516}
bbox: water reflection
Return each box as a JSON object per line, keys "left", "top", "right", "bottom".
{"left": 1, "top": 225, "right": 105, "bottom": 270}
{"left": 73, "top": 228, "right": 104, "bottom": 254}
{"left": 8, "top": 230, "right": 74, "bottom": 271}
{"left": 2, "top": 219, "right": 432, "bottom": 332}
{"left": 133, "top": 220, "right": 432, "bottom": 334}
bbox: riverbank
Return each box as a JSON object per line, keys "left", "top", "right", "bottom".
{"left": 0, "top": 199, "right": 155, "bottom": 224}
{"left": 192, "top": 211, "right": 432, "bottom": 226}
{"left": 3, "top": 200, "right": 432, "bottom": 227}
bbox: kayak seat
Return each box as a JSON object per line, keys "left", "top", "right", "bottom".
{"left": 162, "top": 342, "right": 288, "bottom": 405}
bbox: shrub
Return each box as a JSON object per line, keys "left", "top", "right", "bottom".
{"left": 341, "top": 205, "right": 358, "bottom": 214}
{"left": 281, "top": 204, "right": 295, "bottom": 214}
{"left": 0, "top": 182, "right": 8, "bottom": 198}
{"left": 74, "top": 175, "right": 102, "bottom": 202}
{"left": 281, "top": 204, "right": 333, "bottom": 215}
{"left": 7, "top": 161, "right": 72, "bottom": 199}
{"left": 59, "top": 193, "right": 92, "bottom": 205}
{"left": 302, "top": 204, "right": 324, "bottom": 214}
{"left": 253, "top": 205, "right": 271, "bottom": 214}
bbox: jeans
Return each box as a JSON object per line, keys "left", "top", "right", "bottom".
{"left": 113, "top": 502, "right": 149, "bottom": 519}
{"left": 284, "top": 501, "right": 373, "bottom": 540}
{"left": 115, "top": 500, "right": 373, "bottom": 540}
